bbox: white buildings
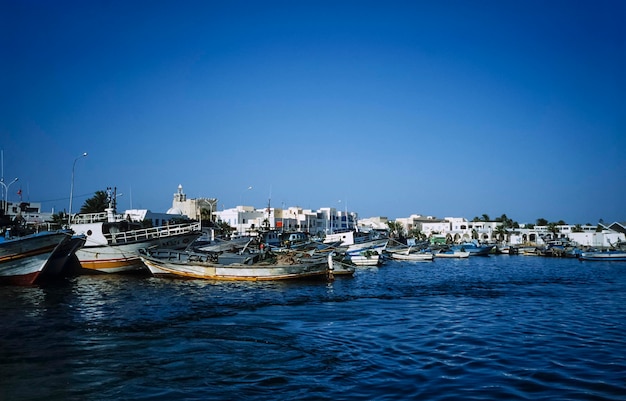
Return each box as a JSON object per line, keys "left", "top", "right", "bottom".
{"left": 169, "top": 184, "right": 218, "bottom": 222}
{"left": 372, "top": 213, "right": 626, "bottom": 247}
{"left": 213, "top": 205, "right": 357, "bottom": 236}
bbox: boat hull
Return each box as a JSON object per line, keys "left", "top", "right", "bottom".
{"left": 579, "top": 251, "right": 626, "bottom": 261}
{"left": 434, "top": 251, "right": 470, "bottom": 258}
{"left": 389, "top": 252, "right": 434, "bottom": 261}
{"left": 348, "top": 254, "right": 382, "bottom": 266}
{"left": 451, "top": 244, "right": 494, "bottom": 256}
{"left": 0, "top": 231, "right": 76, "bottom": 285}
{"left": 140, "top": 251, "right": 333, "bottom": 281}
{"left": 74, "top": 230, "right": 201, "bottom": 274}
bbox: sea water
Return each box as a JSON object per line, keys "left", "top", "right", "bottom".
{"left": 1, "top": 255, "right": 625, "bottom": 400}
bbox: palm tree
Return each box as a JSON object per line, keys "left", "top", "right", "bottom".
{"left": 200, "top": 207, "right": 213, "bottom": 223}
{"left": 49, "top": 212, "right": 68, "bottom": 229}
{"left": 80, "top": 190, "right": 109, "bottom": 213}
{"left": 410, "top": 228, "right": 426, "bottom": 241}
{"left": 387, "top": 221, "right": 404, "bottom": 239}
{"left": 546, "top": 222, "right": 559, "bottom": 239}
{"left": 494, "top": 225, "right": 508, "bottom": 242}
{"left": 496, "top": 213, "right": 515, "bottom": 228}
{"left": 536, "top": 218, "right": 548, "bottom": 226}
{"left": 216, "top": 221, "right": 234, "bottom": 237}
{"left": 481, "top": 214, "right": 490, "bottom": 222}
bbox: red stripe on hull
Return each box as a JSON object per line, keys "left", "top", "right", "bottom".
{"left": 0, "top": 271, "right": 40, "bottom": 286}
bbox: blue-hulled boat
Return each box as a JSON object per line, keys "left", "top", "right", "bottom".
{"left": 450, "top": 241, "right": 494, "bottom": 256}
{"left": 579, "top": 250, "right": 626, "bottom": 261}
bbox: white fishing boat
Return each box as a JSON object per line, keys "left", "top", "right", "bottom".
{"left": 70, "top": 188, "right": 201, "bottom": 274}
{"left": 579, "top": 250, "right": 626, "bottom": 261}
{"left": 433, "top": 249, "right": 470, "bottom": 259}
{"left": 388, "top": 250, "right": 434, "bottom": 261}
{"left": 347, "top": 251, "right": 383, "bottom": 266}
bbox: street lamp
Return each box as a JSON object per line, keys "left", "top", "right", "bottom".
{"left": 239, "top": 186, "right": 252, "bottom": 235}
{"left": 0, "top": 177, "right": 19, "bottom": 215}
{"left": 68, "top": 152, "right": 88, "bottom": 225}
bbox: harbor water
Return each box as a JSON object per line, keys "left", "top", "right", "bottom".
{"left": 1, "top": 256, "right": 625, "bottom": 400}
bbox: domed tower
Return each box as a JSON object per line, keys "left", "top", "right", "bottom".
{"left": 168, "top": 184, "right": 187, "bottom": 216}
{"left": 173, "top": 184, "right": 186, "bottom": 203}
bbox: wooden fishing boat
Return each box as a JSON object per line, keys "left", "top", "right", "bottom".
{"left": 139, "top": 248, "right": 339, "bottom": 281}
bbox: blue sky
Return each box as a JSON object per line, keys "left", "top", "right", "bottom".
{"left": 2, "top": 0, "right": 624, "bottom": 225}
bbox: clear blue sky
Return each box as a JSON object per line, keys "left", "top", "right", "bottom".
{"left": 2, "top": 0, "right": 624, "bottom": 225}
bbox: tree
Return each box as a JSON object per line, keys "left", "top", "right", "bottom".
{"left": 199, "top": 207, "right": 216, "bottom": 225}
{"left": 49, "top": 212, "right": 68, "bottom": 229}
{"left": 536, "top": 218, "right": 548, "bottom": 226}
{"left": 387, "top": 221, "right": 404, "bottom": 238}
{"left": 547, "top": 222, "right": 559, "bottom": 238}
{"left": 496, "top": 213, "right": 516, "bottom": 229}
{"left": 573, "top": 224, "right": 583, "bottom": 233}
{"left": 494, "top": 225, "right": 508, "bottom": 242}
{"left": 410, "top": 228, "right": 426, "bottom": 241}
{"left": 215, "top": 221, "right": 234, "bottom": 237}
{"left": 481, "top": 214, "right": 490, "bottom": 222}
{"left": 80, "top": 190, "right": 109, "bottom": 214}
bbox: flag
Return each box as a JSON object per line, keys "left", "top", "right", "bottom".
{"left": 17, "top": 189, "right": 21, "bottom": 196}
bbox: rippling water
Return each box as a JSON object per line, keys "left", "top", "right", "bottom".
{"left": 2, "top": 256, "right": 625, "bottom": 400}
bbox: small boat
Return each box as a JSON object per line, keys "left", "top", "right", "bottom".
{"left": 260, "top": 230, "right": 312, "bottom": 252}
{"left": 388, "top": 249, "right": 434, "bottom": 261}
{"left": 496, "top": 244, "right": 510, "bottom": 254}
{"left": 579, "top": 250, "right": 626, "bottom": 261}
{"left": 326, "top": 254, "right": 357, "bottom": 276}
{"left": 70, "top": 187, "right": 201, "bottom": 274}
{"left": 450, "top": 242, "right": 494, "bottom": 256}
{"left": 346, "top": 251, "right": 383, "bottom": 266}
{"left": 0, "top": 230, "right": 85, "bottom": 285}
{"left": 139, "top": 248, "right": 338, "bottom": 281}
{"left": 324, "top": 230, "right": 389, "bottom": 256}
{"left": 433, "top": 250, "right": 470, "bottom": 258}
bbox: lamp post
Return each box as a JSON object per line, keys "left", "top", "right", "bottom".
{"left": 0, "top": 177, "right": 19, "bottom": 215}
{"left": 239, "top": 186, "right": 252, "bottom": 235}
{"left": 68, "top": 152, "right": 88, "bottom": 225}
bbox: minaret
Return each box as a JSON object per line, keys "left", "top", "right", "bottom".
{"left": 173, "top": 184, "right": 186, "bottom": 203}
